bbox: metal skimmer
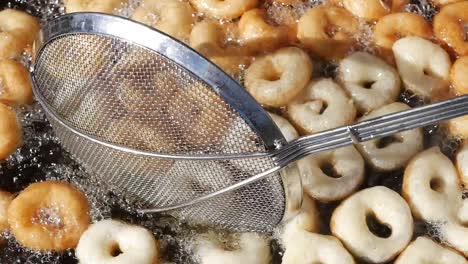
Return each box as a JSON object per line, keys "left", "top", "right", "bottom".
{"left": 31, "top": 13, "right": 468, "bottom": 232}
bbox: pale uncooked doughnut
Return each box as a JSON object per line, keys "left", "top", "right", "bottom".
{"left": 76, "top": 219, "right": 159, "bottom": 264}
{"left": 395, "top": 236, "right": 467, "bottom": 264}
{"left": 338, "top": 52, "right": 401, "bottom": 113}
{"left": 331, "top": 186, "right": 413, "bottom": 263}
{"left": 287, "top": 78, "right": 356, "bottom": 134}
{"left": 356, "top": 103, "right": 423, "bottom": 171}
{"left": 393, "top": 36, "right": 451, "bottom": 99}
{"left": 298, "top": 146, "right": 364, "bottom": 202}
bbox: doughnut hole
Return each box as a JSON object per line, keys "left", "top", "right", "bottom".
{"left": 338, "top": 52, "right": 401, "bottom": 113}
{"left": 0, "top": 59, "right": 33, "bottom": 106}
{"left": 110, "top": 243, "right": 123, "bottom": 257}
{"left": 298, "top": 145, "right": 365, "bottom": 202}
{"left": 433, "top": 2, "right": 468, "bottom": 56}
{"left": 357, "top": 103, "right": 424, "bottom": 171}
{"left": 0, "top": 103, "right": 21, "bottom": 160}
{"left": 451, "top": 56, "right": 468, "bottom": 95}
{"left": 245, "top": 47, "right": 312, "bottom": 107}
{"left": 319, "top": 161, "right": 341, "bottom": 179}
{"left": 288, "top": 79, "right": 356, "bottom": 134}
{"left": 331, "top": 186, "right": 413, "bottom": 263}
{"left": 393, "top": 36, "right": 451, "bottom": 99}
{"left": 376, "top": 135, "right": 403, "bottom": 149}
{"left": 297, "top": 6, "right": 359, "bottom": 60}
{"left": 366, "top": 212, "right": 392, "bottom": 238}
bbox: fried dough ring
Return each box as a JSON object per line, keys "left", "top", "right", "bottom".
{"left": 356, "top": 102, "right": 424, "bottom": 171}
{"left": 245, "top": 47, "right": 312, "bottom": 107}
{"left": 238, "top": 8, "right": 295, "bottom": 53}
{"left": 8, "top": 181, "right": 90, "bottom": 251}
{"left": 297, "top": 6, "right": 359, "bottom": 59}
{"left": 76, "top": 219, "right": 159, "bottom": 264}
{"left": 298, "top": 146, "right": 365, "bottom": 202}
{"left": 338, "top": 52, "right": 401, "bottom": 113}
{"left": 0, "top": 9, "right": 40, "bottom": 59}
{"left": 395, "top": 237, "right": 467, "bottom": 264}
{"left": 0, "top": 103, "right": 21, "bottom": 160}
{"left": 451, "top": 56, "right": 468, "bottom": 95}
{"left": 433, "top": 2, "right": 468, "bottom": 56}
{"left": 287, "top": 78, "right": 356, "bottom": 134}
{"left": 393, "top": 36, "right": 451, "bottom": 99}
{"left": 0, "top": 59, "right": 33, "bottom": 106}
{"left": 331, "top": 186, "right": 413, "bottom": 263}
{"left": 331, "top": 0, "right": 408, "bottom": 21}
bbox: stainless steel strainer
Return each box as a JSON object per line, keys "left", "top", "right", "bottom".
{"left": 31, "top": 13, "right": 468, "bottom": 232}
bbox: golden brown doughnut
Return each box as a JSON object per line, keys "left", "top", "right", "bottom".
{"left": 332, "top": 0, "right": 408, "bottom": 21}
{"left": 8, "top": 181, "right": 90, "bottom": 251}
{"left": 0, "top": 59, "right": 33, "bottom": 106}
{"left": 245, "top": 47, "right": 312, "bottom": 107}
{"left": 0, "top": 9, "right": 40, "bottom": 59}
{"left": 433, "top": 2, "right": 468, "bottom": 56}
{"left": 238, "top": 8, "right": 295, "bottom": 53}
{"left": 374, "top": 12, "right": 432, "bottom": 63}
{"left": 297, "top": 5, "right": 359, "bottom": 59}
{"left": 0, "top": 103, "right": 21, "bottom": 160}
{"left": 451, "top": 56, "right": 468, "bottom": 95}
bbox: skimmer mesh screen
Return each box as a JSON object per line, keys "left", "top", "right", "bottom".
{"left": 34, "top": 33, "right": 286, "bottom": 231}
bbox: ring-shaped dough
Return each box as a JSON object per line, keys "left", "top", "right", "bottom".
{"left": 76, "top": 219, "right": 159, "bottom": 264}
{"left": 451, "top": 56, "right": 468, "bottom": 95}
{"left": 393, "top": 36, "right": 451, "bottom": 99}
{"left": 287, "top": 78, "right": 356, "bottom": 134}
{"left": 433, "top": 2, "right": 468, "bottom": 56}
{"left": 331, "top": 186, "right": 413, "bottom": 263}
{"left": 297, "top": 6, "right": 359, "bottom": 59}
{"left": 245, "top": 47, "right": 312, "bottom": 107}
{"left": 8, "top": 181, "right": 90, "bottom": 251}
{"left": 0, "top": 103, "right": 21, "bottom": 160}
{"left": 298, "top": 145, "right": 365, "bottom": 202}
{"left": 395, "top": 236, "right": 467, "bottom": 264}
{"left": 0, "top": 59, "right": 33, "bottom": 106}
{"left": 338, "top": 52, "right": 401, "bottom": 113}
{"left": 356, "top": 102, "right": 424, "bottom": 171}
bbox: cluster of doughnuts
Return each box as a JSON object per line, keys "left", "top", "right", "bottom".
{"left": 0, "top": 180, "right": 160, "bottom": 264}
{"left": 0, "top": 9, "right": 39, "bottom": 161}
{"left": 2, "top": 0, "right": 467, "bottom": 263}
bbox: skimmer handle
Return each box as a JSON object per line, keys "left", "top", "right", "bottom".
{"left": 140, "top": 95, "right": 468, "bottom": 213}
